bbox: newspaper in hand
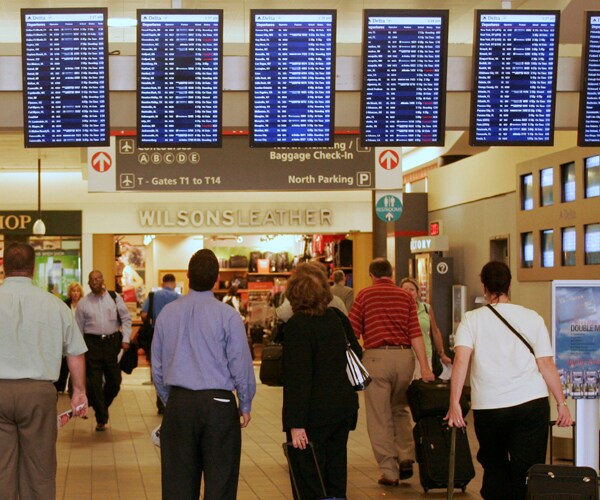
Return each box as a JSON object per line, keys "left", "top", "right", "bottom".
{"left": 57, "top": 404, "right": 85, "bottom": 429}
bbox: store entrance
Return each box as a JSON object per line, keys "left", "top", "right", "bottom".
{"left": 114, "top": 233, "right": 355, "bottom": 359}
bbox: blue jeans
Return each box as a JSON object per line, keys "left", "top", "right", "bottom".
{"left": 474, "top": 397, "right": 549, "bottom": 500}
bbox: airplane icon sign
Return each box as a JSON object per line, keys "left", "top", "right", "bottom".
{"left": 119, "top": 139, "right": 135, "bottom": 154}
{"left": 120, "top": 174, "right": 135, "bottom": 189}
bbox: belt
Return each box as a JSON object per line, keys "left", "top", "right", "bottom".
{"left": 84, "top": 332, "right": 119, "bottom": 340}
{"left": 374, "top": 344, "right": 411, "bottom": 350}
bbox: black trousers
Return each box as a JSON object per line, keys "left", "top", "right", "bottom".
{"left": 84, "top": 333, "right": 122, "bottom": 425}
{"left": 53, "top": 357, "right": 69, "bottom": 393}
{"left": 161, "top": 387, "right": 242, "bottom": 500}
{"left": 285, "top": 417, "right": 353, "bottom": 500}
{"left": 474, "top": 397, "right": 549, "bottom": 500}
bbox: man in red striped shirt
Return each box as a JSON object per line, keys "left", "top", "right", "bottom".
{"left": 349, "top": 258, "right": 433, "bottom": 487}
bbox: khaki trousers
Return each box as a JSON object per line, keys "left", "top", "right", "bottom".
{"left": 362, "top": 348, "right": 415, "bottom": 480}
{"left": 0, "top": 379, "right": 58, "bottom": 500}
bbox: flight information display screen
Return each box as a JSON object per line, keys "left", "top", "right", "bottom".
{"left": 579, "top": 12, "right": 600, "bottom": 147}
{"left": 470, "top": 11, "right": 560, "bottom": 146}
{"left": 21, "top": 8, "right": 109, "bottom": 147}
{"left": 137, "top": 10, "right": 223, "bottom": 147}
{"left": 250, "top": 10, "right": 336, "bottom": 147}
{"left": 361, "top": 10, "right": 448, "bottom": 147}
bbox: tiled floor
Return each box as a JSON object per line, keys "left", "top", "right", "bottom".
{"left": 56, "top": 366, "right": 485, "bottom": 499}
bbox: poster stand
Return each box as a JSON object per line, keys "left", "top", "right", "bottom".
{"left": 552, "top": 280, "right": 600, "bottom": 473}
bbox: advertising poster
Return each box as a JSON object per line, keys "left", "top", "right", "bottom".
{"left": 34, "top": 250, "right": 81, "bottom": 300}
{"left": 553, "top": 281, "right": 600, "bottom": 400}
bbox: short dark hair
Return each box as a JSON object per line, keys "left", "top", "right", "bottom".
{"left": 369, "top": 258, "right": 393, "bottom": 278}
{"left": 3, "top": 243, "right": 35, "bottom": 276}
{"left": 162, "top": 273, "right": 176, "bottom": 283}
{"left": 480, "top": 261, "right": 511, "bottom": 297}
{"left": 332, "top": 269, "right": 345, "bottom": 284}
{"left": 286, "top": 262, "right": 333, "bottom": 316}
{"left": 188, "top": 249, "right": 219, "bottom": 292}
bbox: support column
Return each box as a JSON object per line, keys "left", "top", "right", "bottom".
{"left": 92, "top": 234, "right": 116, "bottom": 290}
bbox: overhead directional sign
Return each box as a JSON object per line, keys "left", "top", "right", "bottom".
{"left": 88, "top": 135, "right": 375, "bottom": 192}
{"left": 375, "top": 191, "right": 403, "bottom": 222}
{"left": 375, "top": 146, "right": 402, "bottom": 189}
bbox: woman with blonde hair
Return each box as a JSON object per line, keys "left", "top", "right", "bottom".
{"left": 282, "top": 262, "right": 362, "bottom": 500}
{"left": 399, "top": 277, "right": 452, "bottom": 375}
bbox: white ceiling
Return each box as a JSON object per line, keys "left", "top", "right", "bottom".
{"left": 0, "top": 0, "right": 593, "bottom": 173}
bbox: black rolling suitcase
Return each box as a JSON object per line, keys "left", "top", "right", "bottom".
{"left": 526, "top": 421, "right": 598, "bottom": 499}
{"left": 407, "top": 378, "right": 471, "bottom": 421}
{"left": 413, "top": 416, "right": 475, "bottom": 494}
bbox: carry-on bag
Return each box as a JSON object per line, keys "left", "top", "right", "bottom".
{"left": 526, "top": 420, "right": 598, "bottom": 499}
{"left": 407, "top": 378, "right": 471, "bottom": 422}
{"left": 259, "top": 343, "right": 283, "bottom": 386}
{"left": 413, "top": 416, "right": 475, "bottom": 493}
{"left": 282, "top": 442, "right": 344, "bottom": 500}
{"left": 526, "top": 464, "right": 597, "bottom": 499}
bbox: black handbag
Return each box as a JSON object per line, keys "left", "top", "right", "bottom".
{"left": 120, "top": 341, "right": 139, "bottom": 374}
{"left": 138, "top": 292, "right": 154, "bottom": 352}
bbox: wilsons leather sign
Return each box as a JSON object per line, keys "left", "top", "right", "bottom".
{"left": 139, "top": 208, "right": 333, "bottom": 228}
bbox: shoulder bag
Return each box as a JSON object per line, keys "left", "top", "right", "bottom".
{"left": 486, "top": 304, "right": 535, "bottom": 356}
{"left": 330, "top": 307, "right": 371, "bottom": 391}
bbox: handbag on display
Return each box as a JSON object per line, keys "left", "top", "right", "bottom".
{"left": 346, "top": 342, "right": 371, "bottom": 391}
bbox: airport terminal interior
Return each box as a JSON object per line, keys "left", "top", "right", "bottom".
{"left": 2, "top": 0, "right": 600, "bottom": 498}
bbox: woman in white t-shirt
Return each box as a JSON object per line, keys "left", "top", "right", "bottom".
{"left": 446, "top": 261, "right": 572, "bottom": 500}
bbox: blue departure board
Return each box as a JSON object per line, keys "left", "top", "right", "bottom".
{"left": 361, "top": 10, "right": 448, "bottom": 147}
{"left": 137, "top": 10, "right": 222, "bottom": 148}
{"left": 470, "top": 11, "right": 560, "bottom": 146}
{"left": 21, "top": 9, "right": 109, "bottom": 148}
{"left": 250, "top": 10, "right": 336, "bottom": 147}
{"left": 579, "top": 12, "right": 600, "bottom": 147}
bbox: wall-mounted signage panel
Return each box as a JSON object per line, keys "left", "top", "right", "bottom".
{"left": 21, "top": 9, "right": 109, "bottom": 147}
{"left": 89, "top": 135, "right": 375, "bottom": 192}
{"left": 137, "top": 10, "right": 223, "bottom": 148}
{"left": 361, "top": 10, "right": 448, "bottom": 147}
{"left": 250, "top": 10, "right": 336, "bottom": 147}
{"left": 470, "top": 11, "right": 560, "bottom": 146}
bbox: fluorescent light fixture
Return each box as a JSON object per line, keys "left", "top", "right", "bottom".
{"left": 108, "top": 18, "right": 138, "bottom": 27}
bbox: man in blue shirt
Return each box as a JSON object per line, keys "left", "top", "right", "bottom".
{"left": 141, "top": 273, "right": 179, "bottom": 323}
{"left": 141, "top": 273, "right": 179, "bottom": 414}
{"left": 152, "top": 249, "right": 256, "bottom": 499}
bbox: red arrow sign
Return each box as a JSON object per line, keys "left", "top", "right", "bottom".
{"left": 378, "top": 149, "right": 400, "bottom": 170}
{"left": 91, "top": 152, "right": 112, "bottom": 173}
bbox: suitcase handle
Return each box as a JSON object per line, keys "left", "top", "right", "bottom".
{"left": 447, "top": 426, "right": 456, "bottom": 500}
{"left": 282, "top": 441, "right": 328, "bottom": 499}
{"left": 548, "top": 420, "right": 576, "bottom": 465}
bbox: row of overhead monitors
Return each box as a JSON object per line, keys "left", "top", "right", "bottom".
{"left": 19, "top": 8, "right": 600, "bottom": 149}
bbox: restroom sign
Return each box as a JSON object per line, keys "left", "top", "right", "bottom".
{"left": 375, "top": 191, "right": 403, "bottom": 222}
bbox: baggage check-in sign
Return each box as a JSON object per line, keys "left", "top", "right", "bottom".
{"left": 88, "top": 136, "right": 376, "bottom": 192}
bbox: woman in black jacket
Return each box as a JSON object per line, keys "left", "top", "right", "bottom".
{"left": 283, "top": 262, "right": 362, "bottom": 500}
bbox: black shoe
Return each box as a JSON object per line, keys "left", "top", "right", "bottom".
{"left": 399, "top": 460, "right": 414, "bottom": 480}
{"left": 95, "top": 423, "right": 106, "bottom": 432}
